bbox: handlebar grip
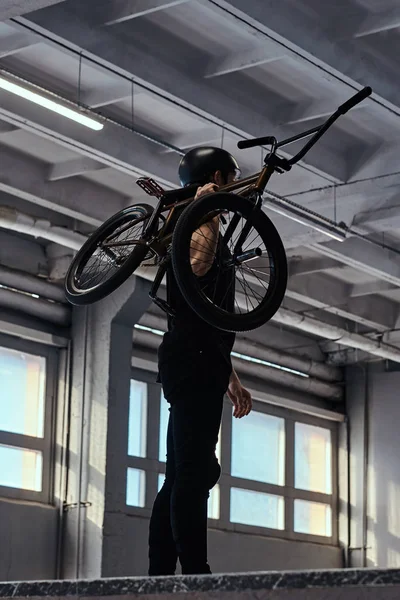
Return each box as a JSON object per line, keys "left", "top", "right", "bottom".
{"left": 238, "top": 136, "right": 276, "bottom": 150}
{"left": 337, "top": 86, "right": 372, "bottom": 115}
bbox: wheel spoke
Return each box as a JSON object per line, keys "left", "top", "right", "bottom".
{"left": 72, "top": 209, "right": 151, "bottom": 293}
{"left": 186, "top": 200, "right": 279, "bottom": 324}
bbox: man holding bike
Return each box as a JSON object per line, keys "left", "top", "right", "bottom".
{"left": 148, "top": 147, "right": 253, "bottom": 576}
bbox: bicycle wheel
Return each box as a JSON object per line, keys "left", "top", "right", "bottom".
{"left": 171, "top": 192, "right": 287, "bottom": 332}
{"left": 65, "top": 204, "right": 154, "bottom": 306}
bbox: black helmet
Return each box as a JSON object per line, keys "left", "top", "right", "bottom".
{"left": 178, "top": 146, "right": 241, "bottom": 187}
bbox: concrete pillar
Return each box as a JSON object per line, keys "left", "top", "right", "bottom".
{"left": 62, "top": 276, "right": 152, "bottom": 579}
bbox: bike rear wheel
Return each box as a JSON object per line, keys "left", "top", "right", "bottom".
{"left": 65, "top": 204, "right": 153, "bottom": 306}
{"left": 171, "top": 192, "right": 287, "bottom": 332}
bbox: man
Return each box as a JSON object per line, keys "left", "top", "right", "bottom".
{"left": 148, "top": 147, "right": 252, "bottom": 576}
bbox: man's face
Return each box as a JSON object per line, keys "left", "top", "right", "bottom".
{"left": 213, "top": 170, "right": 238, "bottom": 186}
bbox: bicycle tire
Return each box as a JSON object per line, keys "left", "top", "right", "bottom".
{"left": 65, "top": 204, "right": 153, "bottom": 306}
{"left": 171, "top": 192, "right": 287, "bottom": 332}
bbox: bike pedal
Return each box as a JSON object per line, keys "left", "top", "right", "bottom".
{"left": 136, "top": 177, "right": 166, "bottom": 198}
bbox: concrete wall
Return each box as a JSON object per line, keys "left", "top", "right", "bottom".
{"left": 347, "top": 362, "right": 400, "bottom": 569}
{"left": 102, "top": 512, "right": 343, "bottom": 577}
{"left": 0, "top": 498, "right": 58, "bottom": 580}
{"left": 102, "top": 353, "right": 344, "bottom": 577}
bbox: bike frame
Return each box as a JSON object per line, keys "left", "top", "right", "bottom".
{"left": 102, "top": 86, "right": 372, "bottom": 315}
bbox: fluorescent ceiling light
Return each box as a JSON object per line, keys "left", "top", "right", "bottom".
{"left": 0, "top": 76, "right": 104, "bottom": 131}
{"left": 265, "top": 201, "right": 347, "bottom": 242}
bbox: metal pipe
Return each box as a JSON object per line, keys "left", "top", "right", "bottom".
{"left": 133, "top": 328, "right": 342, "bottom": 401}
{"left": 274, "top": 307, "right": 400, "bottom": 363}
{"left": 0, "top": 286, "right": 70, "bottom": 325}
{"left": 135, "top": 267, "right": 400, "bottom": 364}
{"left": 0, "top": 265, "right": 66, "bottom": 303}
{"left": 2, "top": 205, "right": 399, "bottom": 364}
{"left": 139, "top": 311, "right": 342, "bottom": 382}
{"left": 0, "top": 206, "right": 86, "bottom": 250}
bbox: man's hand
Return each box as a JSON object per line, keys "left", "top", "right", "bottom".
{"left": 227, "top": 369, "right": 252, "bottom": 419}
{"left": 195, "top": 182, "right": 218, "bottom": 200}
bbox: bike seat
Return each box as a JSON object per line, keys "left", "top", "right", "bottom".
{"left": 162, "top": 183, "right": 199, "bottom": 205}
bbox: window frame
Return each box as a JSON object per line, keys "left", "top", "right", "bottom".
{"left": 0, "top": 333, "right": 58, "bottom": 504}
{"left": 216, "top": 398, "right": 338, "bottom": 545}
{"left": 125, "top": 368, "right": 338, "bottom": 545}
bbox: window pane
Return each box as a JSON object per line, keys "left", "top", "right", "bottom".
{"left": 231, "top": 411, "right": 285, "bottom": 485}
{"left": 126, "top": 468, "right": 146, "bottom": 507}
{"left": 159, "top": 391, "right": 169, "bottom": 462}
{"left": 295, "top": 423, "right": 332, "bottom": 494}
{"left": 158, "top": 473, "right": 165, "bottom": 492}
{"left": 208, "top": 484, "right": 220, "bottom": 520}
{"left": 230, "top": 487, "right": 284, "bottom": 529}
{"left": 216, "top": 426, "right": 221, "bottom": 463}
{"left": 294, "top": 499, "right": 332, "bottom": 537}
{"left": 0, "top": 346, "right": 46, "bottom": 438}
{"left": 128, "top": 380, "right": 147, "bottom": 457}
{"left": 0, "top": 444, "right": 42, "bottom": 491}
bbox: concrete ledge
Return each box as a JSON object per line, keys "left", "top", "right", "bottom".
{"left": 3, "top": 569, "right": 400, "bottom": 599}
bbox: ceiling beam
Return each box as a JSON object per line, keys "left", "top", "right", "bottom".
{"left": 0, "top": 0, "right": 66, "bottom": 20}
{"left": 0, "top": 121, "right": 18, "bottom": 135}
{"left": 285, "top": 99, "right": 364, "bottom": 125}
{"left": 162, "top": 127, "right": 221, "bottom": 153}
{"left": 80, "top": 84, "right": 136, "bottom": 108}
{"left": 0, "top": 145, "right": 126, "bottom": 226}
{"left": 0, "top": 230, "right": 48, "bottom": 276}
{"left": 0, "top": 33, "right": 39, "bottom": 58}
{"left": 101, "top": 0, "right": 191, "bottom": 25}
{"left": 288, "top": 256, "right": 340, "bottom": 276}
{"left": 48, "top": 157, "right": 108, "bottom": 181}
{"left": 309, "top": 236, "right": 400, "bottom": 287}
{"left": 354, "top": 9, "right": 400, "bottom": 38}
{"left": 354, "top": 201, "right": 400, "bottom": 232}
{"left": 204, "top": 45, "right": 284, "bottom": 78}
{"left": 22, "top": 6, "right": 345, "bottom": 183}
{"left": 0, "top": 85, "right": 180, "bottom": 186}
{"left": 286, "top": 273, "right": 397, "bottom": 332}
{"left": 350, "top": 280, "right": 397, "bottom": 298}
{"left": 204, "top": 0, "right": 399, "bottom": 114}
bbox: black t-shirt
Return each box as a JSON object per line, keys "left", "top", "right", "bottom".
{"left": 157, "top": 236, "right": 236, "bottom": 400}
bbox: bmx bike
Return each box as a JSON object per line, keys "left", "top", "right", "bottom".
{"left": 64, "top": 87, "right": 372, "bottom": 333}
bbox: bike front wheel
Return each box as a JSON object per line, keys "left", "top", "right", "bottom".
{"left": 171, "top": 192, "right": 287, "bottom": 332}
{"left": 64, "top": 204, "right": 154, "bottom": 306}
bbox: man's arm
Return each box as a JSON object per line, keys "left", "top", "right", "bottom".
{"left": 227, "top": 368, "right": 253, "bottom": 419}
{"left": 190, "top": 183, "right": 220, "bottom": 277}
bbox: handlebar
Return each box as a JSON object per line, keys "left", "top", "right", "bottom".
{"left": 237, "top": 86, "right": 372, "bottom": 165}
{"left": 337, "top": 86, "right": 372, "bottom": 115}
{"left": 238, "top": 136, "right": 277, "bottom": 150}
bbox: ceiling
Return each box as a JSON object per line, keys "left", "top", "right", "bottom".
{"left": 1, "top": 0, "right": 400, "bottom": 363}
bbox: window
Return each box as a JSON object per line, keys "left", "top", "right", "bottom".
{"left": 125, "top": 370, "right": 338, "bottom": 544}
{"left": 126, "top": 373, "right": 223, "bottom": 521}
{"left": 126, "top": 378, "right": 149, "bottom": 507}
{"left": 231, "top": 411, "right": 285, "bottom": 485}
{"left": 0, "top": 339, "right": 56, "bottom": 502}
{"left": 227, "top": 404, "right": 337, "bottom": 542}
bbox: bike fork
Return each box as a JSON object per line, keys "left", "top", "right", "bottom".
{"left": 224, "top": 193, "right": 263, "bottom": 255}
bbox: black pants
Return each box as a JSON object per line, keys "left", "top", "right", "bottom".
{"left": 148, "top": 386, "right": 224, "bottom": 575}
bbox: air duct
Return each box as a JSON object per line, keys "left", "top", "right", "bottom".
{"left": 0, "top": 206, "right": 86, "bottom": 250}
{"left": 0, "top": 265, "right": 66, "bottom": 303}
{"left": 138, "top": 311, "right": 342, "bottom": 383}
{"left": 0, "top": 286, "right": 70, "bottom": 325}
{"left": 133, "top": 328, "right": 342, "bottom": 401}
